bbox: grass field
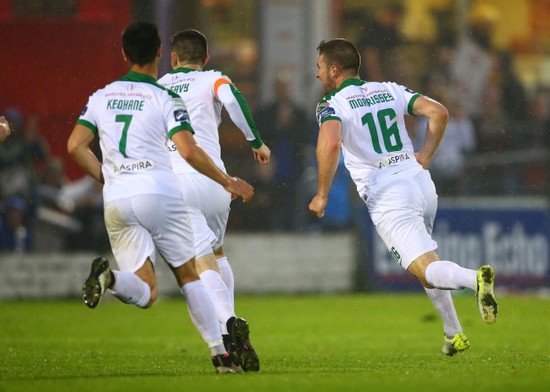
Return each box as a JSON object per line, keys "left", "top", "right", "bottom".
{"left": 1, "top": 293, "right": 549, "bottom": 391}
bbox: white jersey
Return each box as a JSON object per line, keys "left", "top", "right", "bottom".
{"left": 316, "top": 79, "right": 423, "bottom": 199}
{"left": 77, "top": 71, "right": 194, "bottom": 203}
{"left": 158, "top": 67, "right": 263, "bottom": 174}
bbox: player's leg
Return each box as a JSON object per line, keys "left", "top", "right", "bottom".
{"left": 410, "top": 257, "right": 497, "bottom": 324}
{"left": 367, "top": 170, "right": 490, "bottom": 353}
{"left": 196, "top": 221, "right": 259, "bottom": 372}
{"left": 170, "top": 258, "right": 241, "bottom": 373}
{"left": 214, "top": 246, "right": 234, "bottom": 310}
{"left": 405, "top": 169, "right": 497, "bottom": 324}
{"left": 195, "top": 251, "right": 236, "bottom": 328}
{"left": 183, "top": 173, "right": 258, "bottom": 371}
{"left": 111, "top": 258, "right": 156, "bottom": 308}
{"left": 409, "top": 255, "right": 469, "bottom": 355}
{"left": 185, "top": 204, "right": 236, "bottom": 328}
{"left": 210, "top": 234, "right": 259, "bottom": 371}
{"left": 423, "top": 285, "right": 470, "bottom": 355}
{"left": 152, "top": 194, "right": 241, "bottom": 373}
{"left": 83, "top": 197, "right": 157, "bottom": 309}
{"left": 179, "top": 173, "right": 236, "bottom": 327}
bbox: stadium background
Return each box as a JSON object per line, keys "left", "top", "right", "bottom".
{"left": 0, "top": 0, "right": 549, "bottom": 296}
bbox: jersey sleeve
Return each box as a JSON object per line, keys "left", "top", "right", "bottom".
{"left": 316, "top": 99, "right": 340, "bottom": 126}
{"left": 395, "top": 83, "right": 422, "bottom": 116}
{"left": 215, "top": 79, "right": 263, "bottom": 149}
{"left": 76, "top": 94, "right": 99, "bottom": 136}
{"left": 163, "top": 90, "right": 195, "bottom": 139}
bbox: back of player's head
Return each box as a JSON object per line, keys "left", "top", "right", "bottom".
{"left": 121, "top": 22, "right": 161, "bottom": 66}
{"left": 317, "top": 38, "right": 361, "bottom": 75}
{"left": 170, "top": 29, "right": 208, "bottom": 64}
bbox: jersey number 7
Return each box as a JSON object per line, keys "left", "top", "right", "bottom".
{"left": 116, "top": 114, "right": 133, "bottom": 158}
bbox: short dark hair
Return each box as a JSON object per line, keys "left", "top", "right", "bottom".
{"left": 317, "top": 39, "right": 361, "bottom": 74}
{"left": 121, "top": 22, "right": 161, "bottom": 66}
{"left": 170, "top": 29, "right": 208, "bottom": 64}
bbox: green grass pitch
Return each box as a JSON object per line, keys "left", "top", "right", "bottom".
{"left": 1, "top": 293, "right": 549, "bottom": 391}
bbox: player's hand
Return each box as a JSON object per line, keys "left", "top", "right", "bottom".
{"left": 224, "top": 176, "right": 254, "bottom": 203}
{"left": 308, "top": 194, "right": 328, "bottom": 218}
{"left": 252, "top": 144, "right": 271, "bottom": 165}
{"left": 0, "top": 116, "right": 12, "bottom": 142}
{"left": 414, "top": 152, "right": 430, "bottom": 170}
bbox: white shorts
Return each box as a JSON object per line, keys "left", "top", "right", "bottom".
{"left": 177, "top": 173, "right": 231, "bottom": 257}
{"left": 366, "top": 168, "right": 438, "bottom": 270}
{"left": 104, "top": 194, "right": 195, "bottom": 272}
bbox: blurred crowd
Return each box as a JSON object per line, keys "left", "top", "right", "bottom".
{"left": 0, "top": 107, "right": 109, "bottom": 254}
{"left": 2, "top": 3, "right": 550, "bottom": 253}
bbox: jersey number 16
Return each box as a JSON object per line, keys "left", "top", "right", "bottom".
{"left": 361, "top": 108, "right": 403, "bottom": 154}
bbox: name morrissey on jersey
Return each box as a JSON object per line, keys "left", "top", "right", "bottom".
{"left": 106, "top": 99, "right": 145, "bottom": 111}
{"left": 348, "top": 92, "right": 394, "bottom": 109}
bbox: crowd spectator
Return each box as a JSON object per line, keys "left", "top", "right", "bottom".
{"left": 254, "top": 73, "right": 314, "bottom": 230}
{"left": 59, "top": 176, "right": 108, "bottom": 252}
{"left": 412, "top": 93, "right": 476, "bottom": 196}
{"left": 0, "top": 195, "right": 31, "bottom": 253}
{"left": 450, "top": 2, "right": 499, "bottom": 129}
{"left": 356, "top": 4, "right": 406, "bottom": 83}
{"left": 0, "top": 108, "right": 33, "bottom": 203}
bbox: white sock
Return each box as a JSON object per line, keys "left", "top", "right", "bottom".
{"left": 425, "top": 260, "right": 477, "bottom": 290}
{"left": 109, "top": 270, "right": 151, "bottom": 308}
{"left": 217, "top": 256, "right": 234, "bottom": 309}
{"left": 424, "top": 287, "right": 462, "bottom": 338}
{"left": 199, "top": 269, "right": 236, "bottom": 325}
{"left": 180, "top": 280, "right": 224, "bottom": 352}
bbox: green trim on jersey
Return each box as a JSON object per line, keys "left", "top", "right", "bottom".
{"left": 166, "top": 67, "right": 263, "bottom": 148}
{"left": 320, "top": 116, "right": 342, "bottom": 125}
{"left": 168, "top": 122, "right": 194, "bottom": 139}
{"left": 118, "top": 71, "right": 180, "bottom": 99}
{"left": 407, "top": 93, "right": 422, "bottom": 116}
{"left": 170, "top": 67, "right": 198, "bottom": 74}
{"left": 76, "top": 119, "right": 98, "bottom": 136}
{"left": 229, "top": 84, "right": 263, "bottom": 149}
{"left": 322, "top": 78, "right": 365, "bottom": 101}
{"left": 118, "top": 71, "right": 157, "bottom": 84}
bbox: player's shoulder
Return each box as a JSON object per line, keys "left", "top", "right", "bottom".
{"left": 157, "top": 72, "right": 171, "bottom": 85}
{"left": 379, "top": 80, "right": 418, "bottom": 95}
{"left": 204, "top": 68, "right": 226, "bottom": 78}
{"left": 204, "top": 69, "right": 232, "bottom": 85}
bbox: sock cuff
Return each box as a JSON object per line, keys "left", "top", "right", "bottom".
{"left": 180, "top": 279, "right": 202, "bottom": 297}
{"left": 199, "top": 269, "right": 219, "bottom": 279}
{"left": 424, "top": 261, "right": 437, "bottom": 286}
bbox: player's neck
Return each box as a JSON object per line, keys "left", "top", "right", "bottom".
{"left": 335, "top": 73, "right": 360, "bottom": 88}
{"left": 176, "top": 63, "right": 202, "bottom": 70}
{"left": 129, "top": 63, "right": 158, "bottom": 79}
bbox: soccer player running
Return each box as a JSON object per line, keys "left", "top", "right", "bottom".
{"left": 308, "top": 38, "right": 498, "bottom": 355}
{"left": 157, "top": 29, "right": 270, "bottom": 371}
{"left": 67, "top": 22, "right": 253, "bottom": 373}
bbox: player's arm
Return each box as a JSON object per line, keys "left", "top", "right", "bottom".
{"left": 171, "top": 130, "right": 254, "bottom": 202}
{"left": 215, "top": 79, "right": 271, "bottom": 164}
{"left": 67, "top": 124, "right": 104, "bottom": 184}
{"left": 309, "top": 119, "right": 342, "bottom": 218}
{"left": 411, "top": 95, "right": 448, "bottom": 169}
